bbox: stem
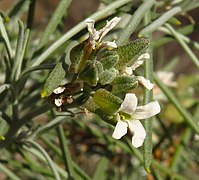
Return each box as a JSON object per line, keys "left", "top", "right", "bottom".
{"left": 143, "top": 3, "right": 153, "bottom": 173}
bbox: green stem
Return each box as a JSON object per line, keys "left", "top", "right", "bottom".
{"left": 154, "top": 75, "right": 199, "bottom": 134}
{"left": 165, "top": 23, "right": 199, "bottom": 69}
{"left": 143, "top": 4, "right": 153, "bottom": 173}
{"left": 25, "top": 140, "right": 61, "bottom": 180}
{"left": 31, "top": 0, "right": 133, "bottom": 67}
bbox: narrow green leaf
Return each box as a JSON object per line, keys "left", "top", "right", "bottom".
{"left": 139, "top": 7, "right": 182, "bottom": 36}
{"left": 0, "top": 163, "right": 21, "bottom": 180}
{"left": 23, "top": 145, "right": 68, "bottom": 179}
{"left": 25, "top": 140, "right": 61, "bottom": 180}
{"left": 93, "top": 157, "right": 109, "bottom": 180}
{"left": 12, "top": 20, "right": 30, "bottom": 81}
{"left": 116, "top": 0, "right": 155, "bottom": 45}
{"left": 165, "top": 23, "right": 199, "bottom": 69}
{"left": 38, "top": 0, "right": 72, "bottom": 49}
{"left": 57, "top": 125, "right": 76, "bottom": 179}
{"left": 0, "top": 15, "right": 13, "bottom": 60}
{"left": 41, "top": 60, "right": 66, "bottom": 98}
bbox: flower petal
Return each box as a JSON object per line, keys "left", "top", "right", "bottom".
{"left": 85, "top": 18, "right": 97, "bottom": 37}
{"left": 131, "top": 53, "right": 150, "bottom": 70}
{"left": 127, "top": 120, "right": 146, "bottom": 148}
{"left": 99, "top": 17, "right": 121, "bottom": 42}
{"left": 54, "top": 98, "right": 64, "bottom": 107}
{"left": 101, "top": 40, "right": 117, "bottom": 48}
{"left": 53, "top": 86, "right": 65, "bottom": 94}
{"left": 112, "top": 114, "right": 128, "bottom": 139}
{"left": 133, "top": 101, "right": 161, "bottom": 120}
{"left": 137, "top": 76, "right": 154, "bottom": 90}
{"left": 119, "top": 93, "right": 138, "bottom": 115}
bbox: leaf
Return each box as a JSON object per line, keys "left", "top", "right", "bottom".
{"left": 41, "top": 60, "right": 66, "bottom": 98}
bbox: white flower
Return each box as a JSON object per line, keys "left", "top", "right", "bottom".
{"left": 122, "top": 53, "right": 154, "bottom": 90}
{"left": 112, "top": 93, "right": 161, "bottom": 148}
{"left": 85, "top": 17, "right": 121, "bottom": 49}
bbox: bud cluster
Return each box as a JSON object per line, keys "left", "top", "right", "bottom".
{"left": 41, "top": 17, "right": 160, "bottom": 147}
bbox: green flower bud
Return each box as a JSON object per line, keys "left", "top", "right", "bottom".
{"left": 99, "top": 68, "right": 118, "bottom": 85}
{"left": 116, "top": 37, "right": 149, "bottom": 69}
{"left": 111, "top": 75, "right": 138, "bottom": 93}
{"left": 84, "top": 97, "right": 117, "bottom": 125}
{"left": 78, "top": 60, "right": 103, "bottom": 86}
{"left": 69, "top": 41, "right": 86, "bottom": 73}
{"left": 93, "top": 89, "right": 122, "bottom": 115}
{"left": 99, "top": 50, "right": 119, "bottom": 69}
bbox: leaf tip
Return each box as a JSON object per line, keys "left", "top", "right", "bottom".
{"left": 145, "top": 167, "right": 151, "bottom": 173}
{"left": 41, "top": 91, "right": 47, "bottom": 98}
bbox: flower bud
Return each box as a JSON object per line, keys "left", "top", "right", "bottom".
{"left": 99, "top": 50, "right": 119, "bottom": 69}
{"left": 99, "top": 68, "right": 118, "bottom": 85}
{"left": 78, "top": 60, "right": 103, "bottom": 86}
{"left": 116, "top": 37, "right": 149, "bottom": 69}
{"left": 111, "top": 75, "right": 138, "bottom": 93}
{"left": 93, "top": 89, "right": 122, "bottom": 115}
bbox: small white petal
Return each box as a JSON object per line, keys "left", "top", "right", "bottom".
{"left": 54, "top": 98, "right": 63, "bottom": 107}
{"left": 112, "top": 114, "right": 128, "bottom": 139}
{"left": 133, "top": 101, "right": 161, "bottom": 120}
{"left": 99, "top": 17, "right": 121, "bottom": 42}
{"left": 131, "top": 53, "right": 150, "bottom": 70}
{"left": 53, "top": 86, "right": 65, "bottom": 94}
{"left": 127, "top": 120, "right": 146, "bottom": 148}
{"left": 85, "top": 18, "right": 96, "bottom": 36}
{"left": 138, "top": 53, "right": 150, "bottom": 60}
{"left": 119, "top": 93, "right": 138, "bottom": 115}
{"left": 137, "top": 76, "right": 154, "bottom": 90}
{"left": 123, "top": 67, "right": 133, "bottom": 75}
{"left": 102, "top": 40, "right": 117, "bottom": 48}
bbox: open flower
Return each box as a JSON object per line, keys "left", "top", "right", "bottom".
{"left": 122, "top": 53, "right": 154, "bottom": 90}
{"left": 112, "top": 93, "right": 161, "bottom": 148}
{"left": 85, "top": 17, "right": 121, "bottom": 49}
